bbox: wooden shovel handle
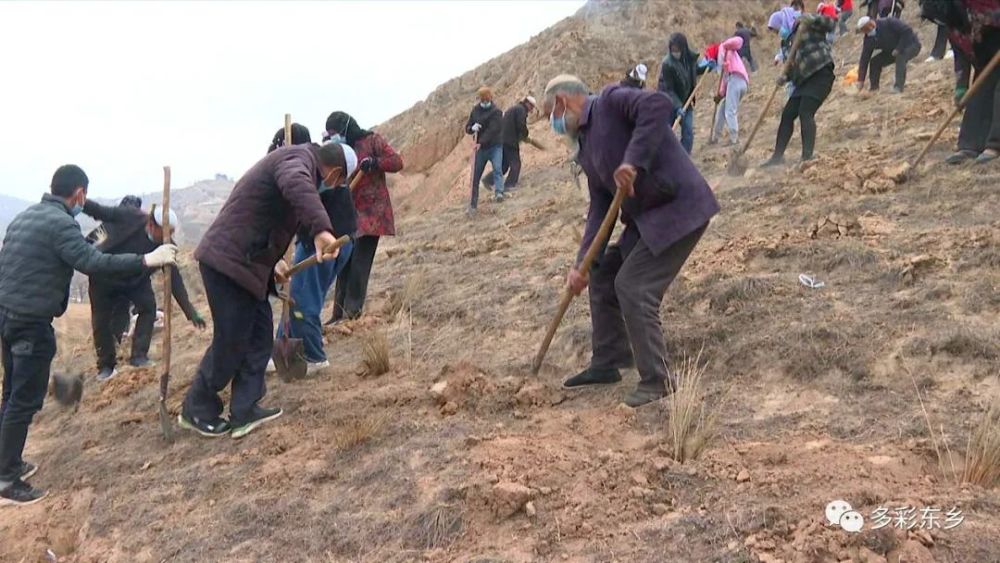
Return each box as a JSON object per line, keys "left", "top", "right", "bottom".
{"left": 911, "top": 49, "right": 1000, "bottom": 170}
{"left": 672, "top": 72, "right": 710, "bottom": 128}
{"left": 531, "top": 186, "right": 627, "bottom": 375}
{"left": 286, "top": 235, "right": 352, "bottom": 278}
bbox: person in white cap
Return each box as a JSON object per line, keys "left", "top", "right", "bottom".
{"left": 80, "top": 195, "right": 205, "bottom": 382}
{"left": 855, "top": 14, "right": 921, "bottom": 93}
{"left": 484, "top": 94, "right": 537, "bottom": 192}
{"left": 621, "top": 63, "right": 648, "bottom": 89}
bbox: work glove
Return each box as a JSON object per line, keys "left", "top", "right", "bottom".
{"left": 143, "top": 244, "right": 178, "bottom": 268}
{"left": 190, "top": 312, "right": 207, "bottom": 330}
{"left": 359, "top": 157, "right": 380, "bottom": 173}
{"left": 955, "top": 85, "right": 968, "bottom": 106}
{"left": 471, "top": 123, "right": 482, "bottom": 133}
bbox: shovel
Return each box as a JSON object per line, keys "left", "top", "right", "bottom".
{"left": 726, "top": 25, "right": 805, "bottom": 176}
{"left": 905, "top": 50, "right": 1000, "bottom": 179}
{"left": 270, "top": 235, "right": 351, "bottom": 382}
{"left": 52, "top": 373, "right": 83, "bottom": 410}
{"left": 672, "top": 72, "right": 710, "bottom": 129}
{"left": 157, "top": 166, "right": 174, "bottom": 442}
{"left": 532, "top": 185, "right": 627, "bottom": 375}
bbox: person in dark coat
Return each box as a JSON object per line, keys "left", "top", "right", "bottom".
{"left": 483, "top": 95, "right": 536, "bottom": 192}
{"left": 941, "top": 0, "right": 1000, "bottom": 164}
{"left": 267, "top": 123, "right": 311, "bottom": 153}
{"left": 542, "top": 75, "right": 720, "bottom": 408}
{"left": 735, "top": 22, "right": 759, "bottom": 72}
{"left": 87, "top": 195, "right": 144, "bottom": 344}
{"left": 856, "top": 15, "right": 922, "bottom": 93}
{"left": 763, "top": 13, "right": 838, "bottom": 166}
{"left": 323, "top": 111, "right": 403, "bottom": 325}
{"left": 180, "top": 144, "right": 341, "bottom": 439}
{"left": 862, "top": 0, "right": 904, "bottom": 17}
{"left": 0, "top": 165, "right": 177, "bottom": 506}
{"left": 82, "top": 200, "right": 205, "bottom": 382}
{"left": 659, "top": 32, "right": 707, "bottom": 154}
{"left": 465, "top": 86, "right": 505, "bottom": 212}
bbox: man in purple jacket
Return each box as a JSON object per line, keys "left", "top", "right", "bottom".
{"left": 543, "top": 74, "right": 720, "bottom": 407}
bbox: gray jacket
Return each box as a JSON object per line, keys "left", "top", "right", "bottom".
{"left": 0, "top": 194, "right": 145, "bottom": 320}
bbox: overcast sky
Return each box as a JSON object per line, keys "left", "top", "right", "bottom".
{"left": 0, "top": 0, "right": 583, "bottom": 201}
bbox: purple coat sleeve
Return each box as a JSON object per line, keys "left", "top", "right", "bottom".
{"left": 606, "top": 88, "right": 674, "bottom": 175}
{"left": 273, "top": 150, "right": 333, "bottom": 239}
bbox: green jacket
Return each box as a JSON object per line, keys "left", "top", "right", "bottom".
{"left": 0, "top": 194, "right": 145, "bottom": 320}
{"left": 786, "top": 14, "right": 836, "bottom": 86}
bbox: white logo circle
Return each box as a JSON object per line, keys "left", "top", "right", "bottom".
{"left": 839, "top": 510, "right": 865, "bottom": 533}
{"left": 825, "top": 500, "right": 853, "bottom": 526}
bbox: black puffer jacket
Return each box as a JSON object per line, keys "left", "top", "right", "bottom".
{"left": 0, "top": 195, "right": 145, "bottom": 320}
{"left": 465, "top": 103, "right": 503, "bottom": 147}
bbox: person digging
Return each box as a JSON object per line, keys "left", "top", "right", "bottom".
{"left": 81, "top": 200, "right": 206, "bottom": 382}
{"left": 0, "top": 165, "right": 178, "bottom": 506}
{"left": 542, "top": 74, "right": 719, "bottom": 408}
{"left": 483, "top": 95, "right": 537, "bottom": 192}
{"left": 465, "top": 86, "right": 505, "bottom": 212}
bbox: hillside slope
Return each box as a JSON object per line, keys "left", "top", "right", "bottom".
{"left": 2, "top": 2, "right": 999, "bottom": 562}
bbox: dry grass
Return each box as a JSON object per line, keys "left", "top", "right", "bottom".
{"left": 665, "top": 348, "right": 720, "bottom": 463}
{"left": 361, "top": 329, "right": 391, "bottom": 377}
{"left": 331, "top": 414, "right": 388, "bottom": 452}
{"left": 386, "top": 271, "right": 428, "bottom": 318}
{"left": 709, "top": 277, "right": 774, "bottom": 312}
{"left": 963, "top": 399, "right": 1000, "bottom": 488}
{"left": 403, "top": 503, "right": 464, "bottom": 550}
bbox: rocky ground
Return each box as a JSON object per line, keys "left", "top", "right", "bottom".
{"left": 2, "top": 2, "right": 999, "bottom": 562}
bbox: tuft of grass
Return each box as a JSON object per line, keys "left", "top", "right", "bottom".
{"left": 403, "top": 503, "right": 464, "bottom": 550}
{"left": 709, "top": 277, "right": 774, "bottom": 312}
{"left": 963, "top": 400, "right": 1000, "bottom": 488}
{"left": 665, "top": 348, "right": 721, "bottom": 463}
{"left": 331, "top": 414, "right": 388, "bottom": 452}
{"left": 386, "top": 272, "right": 428, "bottom": 318}
{"left": 361, "top": 330, "right": 391, "bottom": 377}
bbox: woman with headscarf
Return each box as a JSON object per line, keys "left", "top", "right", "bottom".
{"left": 323, "top": 111, "right": 404, "bottom": 325}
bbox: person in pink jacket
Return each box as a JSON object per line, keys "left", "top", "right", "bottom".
{"left": 709, "top": 35, "right": 750, "bottom": 146}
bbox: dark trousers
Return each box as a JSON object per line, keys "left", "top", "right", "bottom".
{"left": 958, "top": 63, "right": 1000, "bottom": 153}
{"left": 470, "top": 144, "right": 504, "bottom": 209}
{"left": 588, "top": 225, "right": 706, "bottom": 391}
{"left": 931, "top": 24, "right": 949, "bottom": 59}
{"left": 0, "top": 309, "right": 56, "bottom": 485}
{"left": 775, "top": 68, "right": 834, "bottom": 160}
{"left": 89, "top": 279, "right": 156, "bottom": 370}
{"left": 109, "top": 300, "right": 131, "bottom": 345}
{"left": 182, "top": 264, "right": 271, "bottom": 424}
{"left": 331, "top": 235, "right": 380, "bottom": 322}
{"left": 484, "top": 144, "right": 522, "bottom": 189}
{"left": 869, "top": 44, "right": 920, "bottom": 91}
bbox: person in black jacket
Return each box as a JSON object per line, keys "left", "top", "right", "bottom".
{"left": 0, "top": 165, "right": 177, "bottom": 506}
{"left": 465, "top": 86, "right": 505, "bottom": 213}
{"left": 735, "top": 22, "right": 759, "bottom": 72}
{"left": 659, "top": 32, "right": 707, "bottom": 154}
{"left": 856, "top": 15, "right": 922, "bottom": 93}
{"left": 483, "top": 95, "right": 536, "bottom": 192}
{"left": 82, "top": 200, "right": 205, "bottom": 381}
{"left": 87, "top": 195, "right": 143, "bottom": 344}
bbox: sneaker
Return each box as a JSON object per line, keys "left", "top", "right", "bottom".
{"left": 0, "top": 479, "right": 47, "bottom": 507}
{"left": 760, "top": 155, "right": 786, "bottom": 168}
{"left": 96, "top": 367, "right": 118, "bottom": 383}
{"left": 493, "top": 194, "right": 506, "bottom": 203}
{"left": 129, "top": 357, "right": 155, "bottom": 368}
{"left": 945, "top": 150, "right": 977, "bottom": 165}
{"left": 230, "top": 405, "right": 283, "bottom": 439}
{"left": 177, "top": 412, "right": 231, "bottom": 438}
{"left": 562, "top": 368, "right": 622, "bottom": 389}
{"left": 623, "top": 385, "right": 670, "bottom": 408}
{"left": 19, "top": 461, "right": 37, "bottom": 481}
{"left": 306, "top": 360, "right": 330, "bottom": 376}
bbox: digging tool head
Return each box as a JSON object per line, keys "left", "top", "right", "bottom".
{"left": 726, "top": 147, "right": 749, "bottom": 177}
{"left": 52, "top": 373, "right": 83, "bottom": 408}
{"left": 272, "top": 337, "right": 308, "bottom": 382}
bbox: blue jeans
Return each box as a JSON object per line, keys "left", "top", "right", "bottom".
{"left": 277, "top": 239, "right": 354, "bottom": 363}
{"left": 675, "top": 108, "right": 695, "bottom": 154}
{"left": 470, "top": 144, "right": 504, "bottom": 209}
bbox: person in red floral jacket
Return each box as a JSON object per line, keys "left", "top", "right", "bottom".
{"left": 323, "top": 111, "right": 404, "bottom": 324}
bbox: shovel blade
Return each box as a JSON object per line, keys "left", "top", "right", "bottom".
{"left": 158, "top": 399, "right": 174, "bottom": 442}
{"left": 272, "top": 337, "right": 307, "bottom": 382}
{"left": 52, "top": 373, "right": 83, "bottom": 408}
{"left": 726, "top": 148, "right": 748, "bottom": 177}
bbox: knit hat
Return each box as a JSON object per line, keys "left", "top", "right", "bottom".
{"left": 477, "top": 86, "right": 493, "bottom": 101}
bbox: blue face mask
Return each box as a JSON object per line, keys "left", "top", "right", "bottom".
{"left": 480, "top": 101, "right": 492, "bottom": 109}
{"left": 550, "top": 109, "right": 568, "bottom": 136}
{"left": 328, "top": 133, "right": 346, "bottom": 144}
{"left": 70, "top": 203, "right": 83, "bottom": 217}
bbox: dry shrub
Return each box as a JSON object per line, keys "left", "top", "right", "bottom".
{"left": 904, "top": 327, "right": 1000, "bottom": 362}
{"left": 666, "top": 349, "right": 720, "bottom": 463}
{"left": 403, "top": 503, "right": 464, "bottom": 550}
{"left": 964, "top": 400, "right": 1000, "bottom": 488}
{"left": 386, "top": 271, "right": 428, "bottom": 318}
{"left": 709, "top": 277, "right": 774, "bottom": 312}
{"left": 361, "top": 330, "right": 391, "bottom": 376}
{"left": 332, "top": 414, "right": 388, "bottom": 452}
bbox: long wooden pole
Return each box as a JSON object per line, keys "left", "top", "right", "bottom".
{"left": 672, "top": 72, "right": 710, "bottom": 129}
{"left": 158, "top": 166, "right": 174, "bottom": 442}
{"left": 532, "top": 186, "right": 626, "bottom": 375}
{"left": 284, "top": 113, "right": 292, "bottom": 146}
{"left": 911, "top": 50, "right": 1000, "bottom": 171}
